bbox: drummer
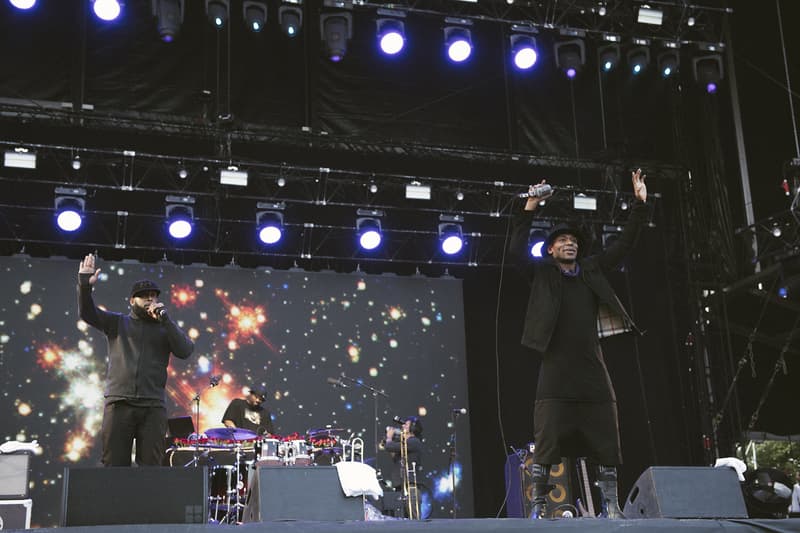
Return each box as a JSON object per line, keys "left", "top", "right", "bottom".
{"left": 221, "top": 386, "right": 275, "bottom": 437}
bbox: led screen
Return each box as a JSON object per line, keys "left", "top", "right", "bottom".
{"left": 0, "top": 256, "right": 473, "bottom": 525}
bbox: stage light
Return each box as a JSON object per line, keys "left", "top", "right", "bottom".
{"left": 598, "top": 43, "right": 620, "bottom": 72}
{"left": 54, "top": 187, "right": 86, "bottom": 233}
{"left": 243, "top": 1, "right": 266, "bottom": 32}
{"left": 93, "top": 0, "right": 121, "bottom": 21}
{"left": 554, "top": 39, "right": 585, "bottom": 78}
{"left": 406, "top": 182, "right": 431, "bottom": 200}
{"left": 71, "top": 155, "right": 81, "bottom": 170}
{"left": 573, "top": 193, "right": 597, "bottom": 211}
{"left": 165, "top": 195, "right": 195, "bottom": 240}
{"left": 627, "top": 43, "right": 650, "bottom": 75}
{"left": 9, "top": 0, "right": 36, "bottom": 9}
{"left": 602, "top": 224, "right": 623, "bottom": 250}
{"left": 693, "top": 53, "right": 724, "bottom": 93}
{"left": 152, "top": 0, "right": 184, "bottom": 42}
{"left": 637, "top": 6, "right": 663, "bottom": 26}
{"left": 206, "top": 0, "right": 229, "bottom": 29}
{"left": 357, "top": 209, "right": 384, "bottom": 251}
{"left": 444, "top": 21, "right": 473, "bottom": 63}
{"left": 256, "top": 203, "right": 285, "bottom": 245}
{"left": 439, "top": 214, "right": 464, "bottom": 255}
{"left": 219, "top": 166, "right": 248, "bottom": 186}
{"left": 177, "top": 162, "right": 188, "bottom": 179}
{"left": 377, "top": 12, "right": 406, "bottom": 56}
{"left": 657, "top": 48, "right": 680, "bottom": 77}
{"left": 4, "top": 148, "right": 36, "bottom": 169}
{"left": 510, "top": 31, "right": 538, "bottom": 71}
{"left": 321, "top": 12, "right": 352, "bottom": 62}
{"left": 279, "top": 4, "right": 302, "bottom": 37}
{"left": 528, "top": 221, "right": 550, "bottom": 259}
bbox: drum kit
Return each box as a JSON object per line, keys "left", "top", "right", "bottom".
{"left": 167, "top": 426, "right": 364, "bottom": 523}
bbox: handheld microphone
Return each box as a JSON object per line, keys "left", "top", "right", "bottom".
{"left": 518, "top": 184, "right": 553, "bottom": 199}
{"left": 154, "top": 307, "right": 167, "bottom": 319}
{"left": 209, "top": 375, "right": 221, "bottom": 387}
{"left": 392, "top": 415, "right": 406, "bottom": 424}
{"left": 451, "top": 408, "right": 467, "bottom": 415}
{"left": 327, "top": 377, "right": 348, "bottom": 388}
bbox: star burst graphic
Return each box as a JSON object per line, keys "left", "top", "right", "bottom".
{"left": 215, "top": 289, "right": 275, "bottom": 351}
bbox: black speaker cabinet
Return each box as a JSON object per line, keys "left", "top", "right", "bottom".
{"left": 61, "top": 466, "right": 208, "bottom": 526}
{"left": 243, "top": 466, "right": 363, "bottom": 522}
{"left": 624, "top": 466, "right": 748, "bottom": 519}
{"left": 504, "top": 454, "right": 575, "bottom": 518}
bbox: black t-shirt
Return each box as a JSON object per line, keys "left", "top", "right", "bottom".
{"left": 536, "top": 271, "right": 616, "bottom": 402}
{"left": 221, "top": 398, "right": 275, "bottom": 435}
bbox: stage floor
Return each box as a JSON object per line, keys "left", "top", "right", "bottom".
{"left": 22, "top": 518, "right": 800, "bottom": 533}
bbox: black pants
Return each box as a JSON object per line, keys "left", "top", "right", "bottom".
{"left": 102, "top": 402, "right": 167, "bottom": 466}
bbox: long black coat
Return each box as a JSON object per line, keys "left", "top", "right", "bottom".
{"left": 509, "top": 200, "right": 649, "bottom": 354}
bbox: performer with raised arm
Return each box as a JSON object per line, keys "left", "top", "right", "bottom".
{"left": 78, "top": 254, "right": 194, "bottom": 466}
{"left": 509, "top": 170, "right": 649, "bottom": 519}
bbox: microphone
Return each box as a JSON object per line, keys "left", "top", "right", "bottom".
{"left": 392, "top": 415, "right": 406, "bottom": 424}
{"left": 209, "top": 375, "right": 221, "bottom": 387}
{"left": 451, "top": 408, "right": 467, "bottom": 415}
{"left": 518, "top": 183, "right": 553, "bottom": 199}
{"left": 327, "top": 377, "right": 348, "bottom": 388}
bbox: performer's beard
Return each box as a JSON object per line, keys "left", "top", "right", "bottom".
{"left": 131, "top": 302, "right": 158, "bottom": 322}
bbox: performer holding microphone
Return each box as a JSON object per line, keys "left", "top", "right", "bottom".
{"left": 509, "top": 170, "right": 648, "bottom": 519}
{"left": 78, "top": 254, "right": 194, "bottom": 466}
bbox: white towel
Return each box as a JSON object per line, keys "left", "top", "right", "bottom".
{"left": 714, "top": 457, "right": 747, "bottom": 481}
{"left": 334, "top": 461, "right": 384, "bottom": 500}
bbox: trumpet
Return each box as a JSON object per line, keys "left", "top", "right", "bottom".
{"left": 400, "top": 426, "right": 421, "bottom": 520}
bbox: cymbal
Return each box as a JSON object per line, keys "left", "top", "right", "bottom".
{"left": 307, "top": 427, "right": 345, "bottom": 438}
{"left": 205, "top": 427, "right": 258, "bottom": 441}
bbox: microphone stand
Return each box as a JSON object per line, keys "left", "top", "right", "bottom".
{"left": 339, "top": 374, "right": 389, "bottom": 456}
{"left": 186, "top": 377, "right": 220, "bottom": 467}
{"left": 448, "top": 410, "right": 459, "bottom": 518}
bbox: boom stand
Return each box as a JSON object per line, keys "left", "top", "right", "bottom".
{"left": 340, "top": 374, "right": 389, "bottom": 455}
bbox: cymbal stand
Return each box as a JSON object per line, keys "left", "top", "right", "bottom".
{"left": 339, "top": 374, "right": 389, "bottom": 456}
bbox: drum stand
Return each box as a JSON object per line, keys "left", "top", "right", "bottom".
{"left": 212, "top": 443, "right": 247, "bottom": 524}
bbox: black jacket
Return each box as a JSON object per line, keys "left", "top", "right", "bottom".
{"left": 78, "top": 276, "right": 195, "bottom": 404}
{"left": 509, "top": 201, "right": 648, "bottom": 353}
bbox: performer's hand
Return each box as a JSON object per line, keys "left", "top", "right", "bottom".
{"left": 524, "top": 180, "right": 552, "bottom": 211}
{"left": 632, "top": 168, "right": 647, "bottom": 202}
{"left": 147, "top": 302, "right": 166, "bottom": 321}
{"left": 78, "top": 254, "right": 101, "bottom": 285}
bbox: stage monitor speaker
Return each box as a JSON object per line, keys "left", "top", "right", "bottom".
{"left": 624, "top": 466, "right": 748, "bottom": 519}
{"left": 243, "top": 466, "right": 363, "bottom": 522}
{"left": 61, "top": 466, "right": 208, "bottom": 526}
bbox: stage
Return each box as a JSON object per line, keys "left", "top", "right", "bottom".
{"left": 19, "top": 518, "right": 800, "bottom": 533}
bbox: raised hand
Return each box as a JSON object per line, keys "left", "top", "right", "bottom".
{"left": 632, "top": 168, "right": 647, "bottom": 202}
{"left": 78, "top": 254, "right": 101, "bottom": 285}
{"left": 524, "top": 179, "right": 553, "bottom": 211}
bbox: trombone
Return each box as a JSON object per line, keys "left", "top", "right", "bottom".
{"left": 400, "top": 426, "right": 421, "bottom": 520}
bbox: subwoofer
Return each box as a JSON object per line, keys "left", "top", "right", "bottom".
{"left": 623, "top": 466, "right": 748, "bottom": 519}
{"left": 61, "top": 466, "right": 208, "bottom": 526}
